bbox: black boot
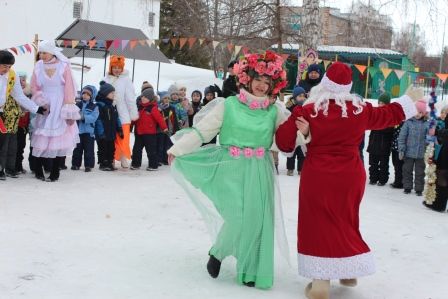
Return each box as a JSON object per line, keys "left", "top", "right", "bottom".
{"left": 243, "top": 281, "right": 255, "bottom": 287}
{"left": 206, "top": 254, "right": 221, "bottom": 278}
{"left": 34, "top": 159, "right": 45, "bottom": 181}
{"left": 47, "top": 158, "right": 60, "bottom": 182}
{"left": 0, "top": 169, "right": 6, "bottom": 181}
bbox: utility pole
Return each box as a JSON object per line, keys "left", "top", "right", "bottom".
{"left": 439, "top": 17, "right": 446, "bottom": 73}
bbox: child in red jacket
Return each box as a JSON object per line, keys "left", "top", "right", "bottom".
{"left": 131, "top": 88, "right": 168, "bottom": 170}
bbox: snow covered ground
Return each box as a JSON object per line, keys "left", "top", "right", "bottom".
{"left": 0, "top": 146, "right": 447, "bottom": 299}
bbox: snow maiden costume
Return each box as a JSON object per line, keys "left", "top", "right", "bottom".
{"left": 275, "top": 62, "right": 421, "bottom": 299}
{"left": 168, "top": 51, "right": 290, "bottom": 289}
{"left": 30, "top": 40, "right": 80, "bottom": 182}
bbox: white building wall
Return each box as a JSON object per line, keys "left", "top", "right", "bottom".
{"left": 0, "top": 0, "right": 160, "bottom": 74}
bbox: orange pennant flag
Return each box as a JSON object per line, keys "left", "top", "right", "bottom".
{"left": 129, "top": 40, "right": 138, "bottom": 50}
{"left": 187, "top": 37, "right": 197, "bottom": 48}
{"left": 88, "top": 40, "right": 97, "bottom": 49}
{"left": 227, "top": 43, "right": 234, "bottom": 53}
{"left": 381, "top": 68, "right": 393, "bottom": 79}
{"left": 179, "top": 38, "right": 188, "bottom": 49}
{"left": 354, "top": 64, "right": 367, "bottom": 74}
{"left": 170, "top": 38, "right": 178, "bottom": 47}
{"left": 436, "top": 73, "right": 448, "bottom": 83}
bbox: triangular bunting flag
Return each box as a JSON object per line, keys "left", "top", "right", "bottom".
{"left": 121, "top": 40, "right": 130, "bottom": 50}
{"left": 146, "top": 40, "right": 154, "bottom": 47}
{"left": 234, "top": 45, "right": 242, "bottom": 55}
{"left": 381, "top": 68, "right": 392, "bottom": 79}
{"left": 354, "top": 64, "right": 366, "bottom": 74}
{"left": 105, "top": 40, "right": 113, "bottom": 49}
{"left": 198, "top": 38, "right": 204, "bottom": 46}
{"left": 138, "top": 39, "right": 146, "bottom": 46}
{"left": 24, "top": 44, "right": 32, "bottom": 53}
{"left": 187, "top": 37, "right": 197, "bottom": 49}
{"left": 88, "top": 40, "right": 97, "bottom": 49}
{"left": 170, "top": 38, "right": 178, "bottom": 47}
{"left": 179, "top": 38, "right": 188, "bottom": 49}
{"left": 436, "top": 73, "right": 448, "bottom": 83}
{"left": 130, "top": 39, "right": 138, "bottom": 50}
{"left": 323, "top": 60, "right": 332, "bottom": 70}
{"left": 394, "top": 70, "right": 405, "bottom": 79}
{"left": 112, "top": 39, "right": 120, "bottom": 49}
{"left": 212, "top": 41, "right": 220, "bottom": 49}
{"left": 18, "top": 45, "right": 26, "bottom": 54}
{"left": 9, "top": 47, "right": 18, "bottom": 55}
{"left": 56, "top": 40, "right": 64, "bottom": 47}
{"left": 71, "top": 40, "right": 80, "bottom": 48}
{"left": 63, "top": 40, "right": 71, "bottom": 47}
{"left": 96, "top": 40, "right": 105, "bottom": 49}
{"left": 227, "top": 43, "right": 234, "bottom": 53}
{"left": 368, "top": 67, "right": 379, "bottom": 78}
{"left": 80, "top": 40, "right": 87, "bottom": 47}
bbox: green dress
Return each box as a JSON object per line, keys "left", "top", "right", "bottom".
{"left": 172, "top": 95, "right": 281, "bottom": 289}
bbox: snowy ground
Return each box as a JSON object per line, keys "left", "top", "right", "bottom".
{"left": 0, "top": 144, "right": 447, "bottom": 299}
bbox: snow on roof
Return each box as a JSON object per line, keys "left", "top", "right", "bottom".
{"left": 272, "top": 44, "right": 404, "bottom": 56}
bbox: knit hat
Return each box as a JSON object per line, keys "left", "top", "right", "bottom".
{"left": 415, "top": 99, "right": 427, "bottom": 114}
{"left": 109, "top": 55, "right": 125, "bottom": 73}
{"left": 204, "top": 86, "right": 215, "bottom": 96}
{"left": 98, "top": 81, "right": 115, "bottom": 98}
{"left": 141, "top": 87, "right": 156, "bottom": 101}
{"left": 82, "top": 85, "right": 98, "bottom": 100}
{"left": 141, "top": 81, "right": 153, "bottom": 92}
{"left": 16, "top": 71, "right": 27, "bottom": 78}
{"left": 378, "top": 92, "right": 391, "bottom": 105}
{"left": 321, "top": 62, "right": 353, "bottom": 94}
{"left": 168, "top": 83, "right": 180, "bottom": 95}
{"left": 158, "top": 91, "right": 169, "bottom": 100}
{"left": 0, "top": 50, "right": 15, "bottom": 65}
{"left": 307, "top": 63, "right": 322, "bottom": 74}
{"left": 292, "top": 86, "right": 306, "bottom": 99}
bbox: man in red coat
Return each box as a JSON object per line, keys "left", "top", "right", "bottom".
{"left": 275, "top": 62, "right": 422, "bottom": 299}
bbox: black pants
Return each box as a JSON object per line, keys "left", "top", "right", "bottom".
{"left": 432, "top": 185, "right": 448, "bottom": 211}
{"left": 156, "top": 133, "right": 172, "bottom": 164}
{"left": 15, "top": 127, "right": 27, "bottom": 172}
{"left": 34, "top": 156, "right": 63, "bottom": 180}
{"left": 72, "top": 133, "right": 95, "bottom": 168}
{"left": 391, "top": 150, "right": 404, "bottom": 186}
{"left": 132, "top": 134, "right": 158, "bottom": 168}
{"left": 97, "top": 138, "right": 115, "bottom": 167}
{"left": 368, "top": 153, "right": 390, "bottom": 184}
{"left": 286, "top": 147, "right": 305, "bottom": 172}
{"left": 28, "top": 147, "right": 52, "bottom": 173}
{"left": 0, "top": 132, "right": 17, "bottom": 172}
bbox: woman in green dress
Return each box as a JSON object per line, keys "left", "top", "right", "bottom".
{"left": 168, "top": 51, "right": 296, "bottom": 289}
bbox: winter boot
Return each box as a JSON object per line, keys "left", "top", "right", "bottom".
{"left": 305, "top": 280, "right": 330, "bottom": 299}
{"left": 243, "top": 281, "right": 255, "bottom": 287}
{"left": 340, "top": 278, "right": 357, "bottom": 287}
{"left": 287, "top": 169, "right": 294, "bottom": 176}
{"left": 206, "top": 254, "right": 221, "bottom": 278}
{"left": 0, "top": 169, "right": 6, "bottom": 181}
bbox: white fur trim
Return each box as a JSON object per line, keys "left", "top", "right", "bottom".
{"left": 321, "top": 74, "right": 353, "bottom": 94}
{"left": 297, "top": 252, "right": 375, "bottom": 280}
{"left": 296, "top": 131, "right": 311, "bottom": 146}
{"left": 392, "top": 95, "right": 417, "bottom": 120}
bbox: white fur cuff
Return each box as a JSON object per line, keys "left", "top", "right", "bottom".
{"left": 392, "top": 95, "right": 417, "bottom": 120}
{"left": 298, "top": 252, "right": 375, "bottom": 280}
{"left": 321, "top": 74, "right": 353, "bottom": 94}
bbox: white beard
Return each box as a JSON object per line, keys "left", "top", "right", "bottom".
{"left": 304, "top": 83, "right": 366, "bottom": 118}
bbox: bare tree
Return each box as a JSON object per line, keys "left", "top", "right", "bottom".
{"left": 300, "top": 0, "right": 321, "bottom": 51}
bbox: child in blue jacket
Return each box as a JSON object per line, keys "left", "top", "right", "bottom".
{"left": 71, "top": 85, "right": 99, "bottom": 172}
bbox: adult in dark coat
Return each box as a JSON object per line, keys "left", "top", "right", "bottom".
{"left": 424, "top": 116, "right": 448, "bottom": 212}
{"left": 222, "top": 60, "right": 238, "bottom": 98}
{"left": 367, "top": 93, "right": 394, "bottom": 186}
{"left": 298, "top": 64, "right": 323, "bottom": 96}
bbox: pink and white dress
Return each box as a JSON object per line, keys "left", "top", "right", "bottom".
{"left": 30, "top": 58, "right": 80, "bottom": 158}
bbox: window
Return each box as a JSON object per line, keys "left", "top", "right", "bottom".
{"left": 73, "top": 1, "right": 82, "bottom": 19}
{"left": 148, "top": 12, "right": 156, "bottom": 27}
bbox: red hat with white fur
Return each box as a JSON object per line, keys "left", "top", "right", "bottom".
{"left": 321, "top": 62, "right": 353, "bottom": 94}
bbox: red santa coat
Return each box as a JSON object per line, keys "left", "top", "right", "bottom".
{"left": 276, "top": 97, "right": 412, "bottom": 280}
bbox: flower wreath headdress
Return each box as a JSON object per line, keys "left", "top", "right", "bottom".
{"left": 233, "top": 50, "right": 288, "bottom": 96}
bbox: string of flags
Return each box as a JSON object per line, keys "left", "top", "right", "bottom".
{"left": 4, "top": 37, "right": 448, "bottom": 84}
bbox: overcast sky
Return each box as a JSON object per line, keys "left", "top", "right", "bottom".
{"left": 295, "top": 0, "right": 448, "bottom": 55}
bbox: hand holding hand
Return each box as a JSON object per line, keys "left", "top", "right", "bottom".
{"left": 295, "top": 116, "right": 310, "bottom": 137}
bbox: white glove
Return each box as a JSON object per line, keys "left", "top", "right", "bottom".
{"left": 405, "top": 86, "right": 424, "bottom": 102}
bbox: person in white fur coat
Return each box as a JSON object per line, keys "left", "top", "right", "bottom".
{"left": 103, "top": 55, "right": 139, "bottom": 168}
